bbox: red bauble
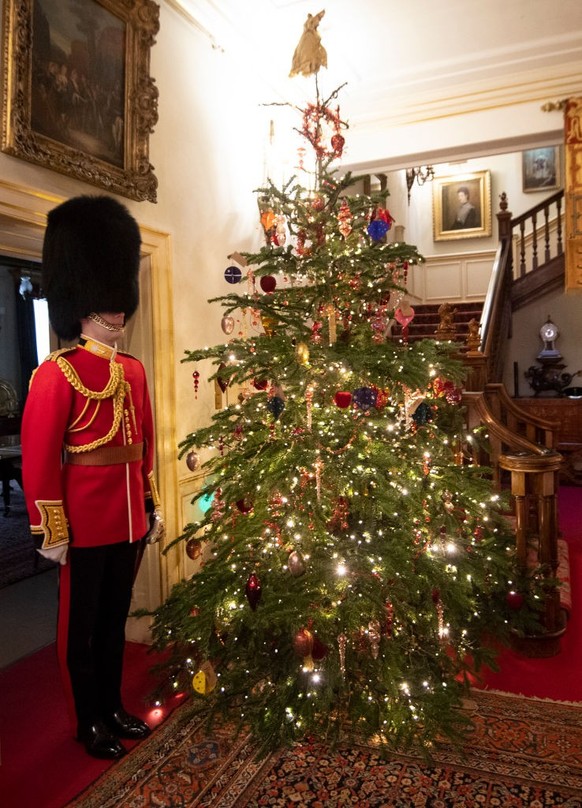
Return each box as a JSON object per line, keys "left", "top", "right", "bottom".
{"left": 253, "top": 378, "right": 269, "bottom": 390}
{"left": 506, "top": 590, "right": 524, "bottom": 610}
{"left": 186, "top": 450, "right": 200, "bottom": 471}
{"left": 186, "top": 538, "right": 202, "bottom": 560}
{"left": 311, "top": 195, "right": 325, "bottom": 211}
{"left": 245, "top": 573, "right": 262, "bottom": 610}
{"left": 260, "top": 275, "right": 277, "bottom": 293}
{"left": 236, "top": 498, "right": 253, "bottom": 514}
{"left": 293, "top": 628, "right": 314, "bottom": 659}
{"left": 334, "top": 391, "right": 352, "bottom": 409}
{"left": 331, "top": 133, "right": 345, "bottom": 155}
{"left": 311, "top": 634, "right": 329, "bottom": 661}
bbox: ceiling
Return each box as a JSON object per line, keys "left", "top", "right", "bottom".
{"left": 167, "top": 0, "right": 582, "bottom": 136}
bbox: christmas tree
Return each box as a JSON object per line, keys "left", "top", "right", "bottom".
{"left": 147, "top": 76, "right": 536, "bottom": 755}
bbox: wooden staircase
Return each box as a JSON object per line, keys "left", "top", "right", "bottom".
{"left": 432, "top": 191, "right": 568, "bottom": 657}
{"left": 394, "top": 301, "right": 484, "bottom": 343}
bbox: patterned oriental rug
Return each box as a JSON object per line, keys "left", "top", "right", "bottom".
{"left": 67, "top": 690, "right": 582, "bottom": 807}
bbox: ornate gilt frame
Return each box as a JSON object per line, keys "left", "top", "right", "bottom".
{"left": 1, "top": 0, "right": 159, "bottom": 202}
{"left": 432, "top": 170, "right": 492, "bottom": 242}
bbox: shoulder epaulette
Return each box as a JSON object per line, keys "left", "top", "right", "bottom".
{"left": 47, "top": 347, "right": 77, "bottom": 362}
{"left": 29, "top": 347, "right": 76, "bottom": 389}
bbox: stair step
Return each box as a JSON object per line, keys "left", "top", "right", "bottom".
{"left": 391, "top": 301, "right": 484, "bottom": 342}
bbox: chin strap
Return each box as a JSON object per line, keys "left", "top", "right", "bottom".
{"left": 87, "top": 312, "right": 125, "bottom": 332}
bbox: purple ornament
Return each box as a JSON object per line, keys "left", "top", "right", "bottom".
{"left": 352, "top": 386, "right": 378, "bottom": 411}
{"left": 224, "top": 265, "right": 242, "bottom": 284}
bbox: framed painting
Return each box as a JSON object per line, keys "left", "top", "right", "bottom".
{"left": 432, "top": 170, "right": 492, "bottom": 242}
{"left": 1, "top": 0, "right": 159, "bottom": 202}
{"left": 522, "top": 147, "right": 560, "bottom": 193}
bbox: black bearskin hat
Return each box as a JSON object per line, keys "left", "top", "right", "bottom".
{"left": 42, "top": 195, "right": 141, "bottom": 341}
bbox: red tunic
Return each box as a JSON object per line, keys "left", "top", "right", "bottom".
{"left": 21, "top": 340, "right": 157, "bottom": 549}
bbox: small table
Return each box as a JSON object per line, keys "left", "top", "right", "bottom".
{"left": 0, "top": 443, "right": 22, "bottom": 516}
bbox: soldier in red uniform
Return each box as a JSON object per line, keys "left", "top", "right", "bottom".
{"left": 21, "top": 195, "right": 164, "bottom": 759}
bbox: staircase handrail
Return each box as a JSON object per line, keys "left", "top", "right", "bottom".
{"left": 509, "top": 189, "right": 564, "bottom": 278}
{"left": 483, "top": 383, "right": 559, "bottom": 450}
{"left": 461, "top": 390, "right": 554, "bottom": 461}
{"left": 473, "top": 190, "right": 564, "bottom": 386}
{"left": 509, "top": 189, "right": 564, "bottom": 230}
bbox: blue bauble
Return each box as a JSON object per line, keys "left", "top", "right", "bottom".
{"left": 267, "top": 396, "right": 285, "bottom": 420}
{"left": 367, "top": 220, "right": 389, "bottom": 241}
{"left": 412, "top": 402, "right": 433, "bottom": 426}
{"left": 224, "top": 265, "right": 242, "bottom": 284}
{"left": 352, "top": 386, "right": 378, "bottom": 410}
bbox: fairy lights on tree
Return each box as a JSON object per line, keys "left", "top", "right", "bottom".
{"left": 146, "top": 14, "right": 540, "bottom": 755}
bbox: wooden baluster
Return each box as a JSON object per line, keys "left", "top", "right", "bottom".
{"left": 536, "top": 470, "right": 559, "bottom": 633}
{"left": 531, "top": 211, "right": 538, "bottom": 271}
{"left": 519, "top": 221, "right": 526, "bottom": 276}
{"left": 556, "top": 195, "right": 563, "bottom": 255}
{"left": 512, "top": 471, "right": 528, "bottom": 567}
{"left": 543, "top": 203, "right": 551, "bottom": 262}
{"left": 498, "top": 451, "right": 564, "bottom": 657}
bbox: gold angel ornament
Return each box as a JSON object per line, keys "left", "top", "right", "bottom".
{"left": 289, "top": 10, "right": 327, "bottom": 77}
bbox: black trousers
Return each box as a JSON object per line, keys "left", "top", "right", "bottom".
{"left": 57, "top": 540, "right": 144, "bottom": 730}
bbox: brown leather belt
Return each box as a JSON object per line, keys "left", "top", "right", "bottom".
{"left": 65, "top": 442, "right": 144, "bottom": 466}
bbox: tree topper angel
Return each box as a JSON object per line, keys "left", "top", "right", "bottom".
{"left": 289, "top": 10, "right": 327, "bottom": 77}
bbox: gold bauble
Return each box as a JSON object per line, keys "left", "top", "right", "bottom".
{"left": 261, "top": 315, "right": 277, "bottom": 336}
{"left": 295, "top": 342, "right": 310, "bottom": 365}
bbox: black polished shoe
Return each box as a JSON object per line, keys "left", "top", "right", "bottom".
{"left": 103, "top": 708, "right": 152, "bottom": 740}
{"left": 77, "top": 721, "right": 127, "bottom": 760}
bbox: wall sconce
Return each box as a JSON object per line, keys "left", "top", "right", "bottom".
{"left": 19, "top": 275, "right": 33, "bottom": 298}
{"left": 405, "top": 165, "right": 435, "bottom": 204}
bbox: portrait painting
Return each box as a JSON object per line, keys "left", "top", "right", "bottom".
{"left": 1, "top": 0, "right": 159, "bottom": 202}
{"left": 432, "top": 171, "right": 492, "bottom": 242}
{"left": 522, "top": 147, "right": 560, "bottom": 193}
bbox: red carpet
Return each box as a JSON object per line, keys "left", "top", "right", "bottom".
{"left": 0, "top": 487, "right": 580, "bottom": 807}
{"left": 0, "top": 642, "right": 182, "bottom": 808}
{"left": 481, "top": 485, "right": 582, "bottom": 700}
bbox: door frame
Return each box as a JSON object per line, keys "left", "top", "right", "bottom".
{"left": 0, "top": 179, "right": 180, "bottom": 629}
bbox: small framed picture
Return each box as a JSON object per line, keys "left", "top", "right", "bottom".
{"left": 432, "top": 170, "right": 492, "bottom": 242}
{"left": 522, "top": 147, "right": 560, "bottom": 193}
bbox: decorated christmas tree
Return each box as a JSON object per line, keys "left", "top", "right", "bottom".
{"left": 147, "top": 36, "right": 537, "bottom": 755}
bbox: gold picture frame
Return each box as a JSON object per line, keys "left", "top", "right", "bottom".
{"left": 432, "top": 170, "right": 492, "bottom": 242}
{"left": 1, "top": 0, "right": 159, "bottom": 202}
{"left": 522, "top": 147, "right": 560, "bottom": 193}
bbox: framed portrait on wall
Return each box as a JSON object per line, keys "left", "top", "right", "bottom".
{"left": 1, "top": 0, "right": 159, "bottom": 202}
{"left": 522, "top": 147, "right": 560, "bottom": 193}
{"left": 432, "top": 170, "right": 492, "bottom": 242}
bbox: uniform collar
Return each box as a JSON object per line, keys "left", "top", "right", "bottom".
{"left": 79, "top": 334, "right": 118, "bottom": 361}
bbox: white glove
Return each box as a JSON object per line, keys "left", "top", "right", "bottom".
{"left": 145, "top": 508, "right": 165, "bottom": 544}
{"left": 37, "top": 545, "right": 68, "bottom": 565}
